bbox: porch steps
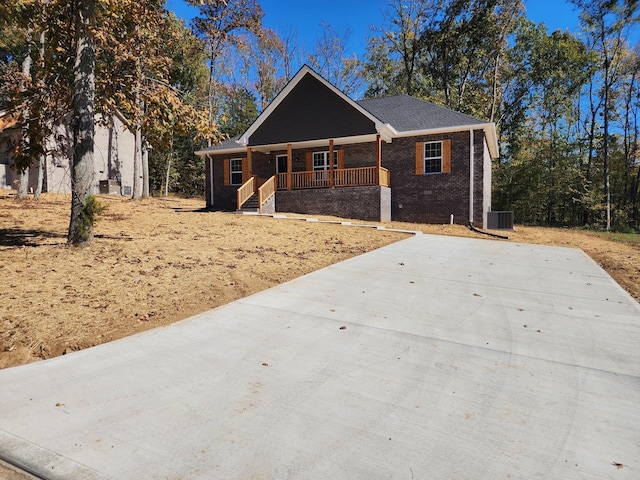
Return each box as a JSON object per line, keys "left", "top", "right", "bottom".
{"left": 239, "top": 192, "right": 260, "bottom": 213}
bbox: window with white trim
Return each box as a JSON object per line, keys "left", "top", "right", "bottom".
{"left": 424, "top": 141, "right": 442, "bottom": 173}
{"left": 312, "top": 151, "right": 338, "bottom": 171}
{"left": 230, "top": 158, "right": 243, "bottom": 185}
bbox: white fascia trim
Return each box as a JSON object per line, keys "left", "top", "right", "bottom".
{"left": 195, "top": 147, "right": 247, "bottom": 156}
{"left": 393, "top": 123, "right": 499, "bottom": 159}
{"left": 482, "top": 122, "right": 500, "bottom": 159}
{"left": 376, "top": 123, "right": 397, "bottom": 143}
{"left": 240, "top": 65, "right": 385, "bottom": 145}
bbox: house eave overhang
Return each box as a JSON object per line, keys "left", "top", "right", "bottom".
{"left": 195, "top": 147, "right": 247, "bottom": 156}
{"left": 394, "top": 123, "right": 499, "bottom": 159}
{"left": 196, "top": 133, "right": 389, "bottom": 156}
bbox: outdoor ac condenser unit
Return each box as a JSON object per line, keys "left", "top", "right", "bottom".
{"left": 487, "top": 211, "right": 514, "bottom": 230}
{"left": 99, "top": 179, "right": 121, "bottom": 195}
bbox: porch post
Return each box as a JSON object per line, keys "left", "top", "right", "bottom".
{"left": 376, "top": 134, "right": 381, "bottom": 185}
{"left": 287, "top": 143, "right": 292, "bottom": 190}
{"left": 247, "top": 147, "right": 253, "bottom": 177}
{"left": 329, "top": 139, "right": 334, "bottom": 188}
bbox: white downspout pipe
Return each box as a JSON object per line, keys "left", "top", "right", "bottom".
{"left": 469, "top": 129, "right": 474, "bottom": 225}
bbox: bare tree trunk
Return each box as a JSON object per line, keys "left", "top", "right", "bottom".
{"left": 132, "top": 114, "right": 142, "bottom": 200}
{"left": 207, "top": 44, "right": 216, "bottom": 148}
{"left": 603, "top": 57, "right": 611, "bottom": 232}
{"left": 33, "top": 29, "right": 46, "bottom": 201}
{"left": 142, "top": 140, "right": 149, "bottom": 198}
{"left": 17, "top": 170, "right": 28, "bottom": 198}
{"left": 165, "top": 134, "right": 173, "bottom": 197}
{"left": 67, "top": 0, "right": 96, "bottom": 246}
{"left": 489, "top": 54, "right": 500, "bottom": 123}
{"left": 164, "top": 158, "right": 171, "bottom": 197}
{"left": 131, "top": 52, "right": 143, "bottom": 200}
{"left": 17, "top": 37, "right": 32, "bottom": 200}
{"left": 33, "top": 155, "right": 44, "bottom": 199}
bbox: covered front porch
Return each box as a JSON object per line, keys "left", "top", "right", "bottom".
{"left": 237, "top": 135, "right": 390, "bottom": 214}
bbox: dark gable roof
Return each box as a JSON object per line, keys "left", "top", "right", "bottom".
{"left": 357, "top": 95, "right": 489, "bottom": 133}
{"left": 248, "top": 73, "right": 377, "bottom": 146}
{"left": 195, "top": 66, "right": 499, "bottom": 158}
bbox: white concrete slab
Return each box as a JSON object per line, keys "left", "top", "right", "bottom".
{"left": 0, "top": 235, "right": 638, "bottom": 479}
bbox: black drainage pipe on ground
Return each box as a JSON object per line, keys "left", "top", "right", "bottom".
{"left": 468, "top": 222, "right": 509, "bottom": 240}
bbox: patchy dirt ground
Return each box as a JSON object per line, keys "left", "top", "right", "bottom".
{"left": 1, "top": 191, "right": 638, "bottom": 370}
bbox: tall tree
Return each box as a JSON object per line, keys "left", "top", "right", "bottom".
{"left": 1, "top": 0, "right": 76, "bottom": 200}
{"left": 419, "top": 0, "right": 525, "bottom": 117}
{"left": 362, "top": 35, "right": 403, "bottom": 98}
{"left": 143, "top": 13, "right": 220, "bottom": 197}
{"left": 492, "top": 22, "right": 592, "bottom": 226}
{"left": 308, "top": 23, "right": 362, "bottom": 96}
{"left": 571, "top": 0, "right": 639, "bottom": 230}
{"left": 220, "top": 85, "right": 258, "bottom": 137}
{"left": 365, "top": 0, "right": 436, "bottom": 95}
{"left": 96, "top": 0, "right": 169, "bottom": 200}
{"left": 17, "top": 33, "right": 32, "bottom": 200}
{"left": 68, "top": 0, "right": 97, "bottom": 246}
{"left": 253, "top": 28, "right": 287, "bottom": 110}
{"left": 618, "top": 47, "right": 640, "bottom": 227}
{"left": 188, "top": 0, "right": 263, "bottom": 135}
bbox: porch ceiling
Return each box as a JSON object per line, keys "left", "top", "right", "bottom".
{"left": 248, "top": 133, "right": 385, "bottom": 154}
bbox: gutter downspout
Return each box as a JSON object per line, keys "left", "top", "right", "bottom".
{"left": 469, "top": 129, "right": 474, "bottom": 225}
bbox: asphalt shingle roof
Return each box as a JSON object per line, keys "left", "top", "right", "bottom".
{"left": 207, "top": 135, "right": 244, "bottom": 151}
{"left": 357, "top": 95, "right": 489, "bottom": 132}
{"left": 200, "top": 92, "right": 495, "bottom": 154}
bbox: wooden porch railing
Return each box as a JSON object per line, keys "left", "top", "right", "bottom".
{"left": 276, "top": 166, "right": 390, "bottom": 190}
{"left": 378, "top": 167, "right": 390, "bottom": 187}
{"left": 258, "top": 175, "right": 276, "bottom": 212}
{"left": 237, "top": 176, "right": 256, "bottom": 210}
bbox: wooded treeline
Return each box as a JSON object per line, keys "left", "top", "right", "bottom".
{"left": 362, "top": 0, "right": 640, "bottom": 232}
{"left": 1, "top": 0, "right": 639, "bottom": 232}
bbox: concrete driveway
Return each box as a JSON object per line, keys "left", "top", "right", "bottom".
{"left": 0, "top": 233, "right": 638, "bottom": 479}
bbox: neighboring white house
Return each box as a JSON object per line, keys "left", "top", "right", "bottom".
{"left": 0, "top": 111, "right": 136, "bottom": 195}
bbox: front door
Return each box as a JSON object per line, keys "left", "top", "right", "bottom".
{"left": 276, "top": 154, "right": 288, "bottom": 174}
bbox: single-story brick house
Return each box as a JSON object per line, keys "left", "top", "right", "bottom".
{"left": 0, "top": 110, "right": 135, "bottom": 195}
{"left": 196, "top": 65, "right": 499, "bottom": 227}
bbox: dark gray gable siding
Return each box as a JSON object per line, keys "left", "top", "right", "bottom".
{"left": 248, "top": 74, "right": 377, "bottom": 146}
{"left": 357, "top": 95, "right": 487, "bottom": 132}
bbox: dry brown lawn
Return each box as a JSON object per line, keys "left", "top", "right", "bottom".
{"left": 1, "top": 191, "right": 638, "bottom": 370}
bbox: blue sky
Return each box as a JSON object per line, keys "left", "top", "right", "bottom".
{"left": 165, "top": 0, "right": 584, "bottom": 58}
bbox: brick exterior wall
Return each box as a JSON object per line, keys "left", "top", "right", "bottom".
{"left": 205, "top": 153, "right": 238, "bottom": 210}
{"left": 205, "top": 131, "right": 489, "bottom": 224}
{"left": 276, "top": 186, "right": 391, "bottom": 222}
{"left": 382, "top": 130, "right": 486, "bottom": 225}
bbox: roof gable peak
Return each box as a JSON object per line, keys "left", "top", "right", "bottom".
{"left": 240, "top": 65, "right": 386, "bottom": 145}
